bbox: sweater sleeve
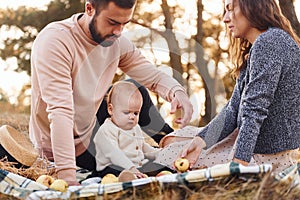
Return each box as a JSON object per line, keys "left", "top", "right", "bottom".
{"left": 234, "top": 32, "right": 284, "bottom": 162}
{"left": 138, "top": 126, "right": 161, "bottom": 159}
{"left": 143, "top": 143, "right": 161, "bottom": 159}
{"left": 117, "top": 36, "right": 186, "bottom": 102}
{"left": 197, "top": 75, "right": 243, "bottom": 148}
{"left": 31, "top": 28, "right": 77, "bottom": 182}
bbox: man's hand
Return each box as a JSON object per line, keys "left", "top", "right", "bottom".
{"left": 57, "top": 169, "right": 80, "bottom": 186}
{"left": 178, "top": 136, "right": 206, "bottom": 169}
{"left": 170, "top": 90, "right": 193, "bottom": 128}
{"left": 67, "top": 180, "right": 81, "bottom": 186}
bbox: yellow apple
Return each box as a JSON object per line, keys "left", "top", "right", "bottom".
{"left": 101, "top": 173, "right": 119, "bottom": 184}
{"left": 156, "top": 170, "right": 173, "bottom": 177}
{"left": 174, "top": 157, "right": 190, "bottom": 172}
{"left": 36, "top": 175, "right": 54, "bottom": 187}
{"left": 49, "top": 179, "right": 68, "bottom": 192}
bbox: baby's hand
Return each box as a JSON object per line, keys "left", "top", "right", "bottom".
{"left": 129, "top": 167, "right": 147, "bottom": 178}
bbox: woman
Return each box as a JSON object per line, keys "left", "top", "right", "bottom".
{"left": 156, "top": 0, "right": 300, "bottom": 174}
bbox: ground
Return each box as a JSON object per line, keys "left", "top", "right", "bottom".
{"left": 0, "top": 113, "right": 30, "bottom": 133}
{"left": 0, "top": 112, "right": 299, "bottom": 199}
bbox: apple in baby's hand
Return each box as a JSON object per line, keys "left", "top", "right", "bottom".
{"left": 156, "top": 170, "right": 173, "bottom": 177}
{"left": 36, "top": 175, "right": 54, "bottom": 187}
{"left": 49, "top": 179, "right": 68, "bottom": 192}
{"left": 174, "top": 157, "right": 190, "bottom": 172}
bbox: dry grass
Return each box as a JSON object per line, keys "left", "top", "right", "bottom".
{"left": 0, "top": 112, "right": 300, "bottom": 199}
{"left": 0, "top": 113, "right": 30, "bottom": 134}
{"left": 0, "top": 113, "right": 57, "bottom": 179}
{"left": 0, "top": 113, "right": 55, "bottom": 199}
{"left": 0, "top": 157, "right": 56, "bottom": 180}
{"left": 69, "top": 172, "right": 300, "bottom": 200}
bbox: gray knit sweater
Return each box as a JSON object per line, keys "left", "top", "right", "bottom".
{"left": 198, "top": 27, "right": 300, "bottom": 162}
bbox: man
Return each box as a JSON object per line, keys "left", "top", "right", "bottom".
{"left": 29, "top": 0, "right": 193, "bottom": 185}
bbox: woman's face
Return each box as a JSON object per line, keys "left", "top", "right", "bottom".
{"left": 223, "top": 0, "right": 252, "bottom": 40}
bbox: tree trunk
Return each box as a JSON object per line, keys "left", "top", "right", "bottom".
{"left": 160, "top": 0, "right": 184, "bottom": 85}
{"left": 195, "top": 0, "right": 216, "bottom": 125}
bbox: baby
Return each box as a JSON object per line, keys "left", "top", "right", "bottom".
{"left": 92, "top": 81, "right": 172, "bottom": 180}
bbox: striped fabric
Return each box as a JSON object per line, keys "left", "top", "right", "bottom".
{"left": 0, "top": 162, "right": 299, "bottom": 200}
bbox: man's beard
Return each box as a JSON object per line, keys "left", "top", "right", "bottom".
{"left": 89, "top": 16, "right": 117, "bottom": 47}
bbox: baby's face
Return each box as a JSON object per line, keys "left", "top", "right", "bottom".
{"left": 110, "top": 94, "right": 142, "bottom": 130}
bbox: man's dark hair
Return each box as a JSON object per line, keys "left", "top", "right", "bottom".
{"left": 87, "top": 0, "right": 136, "bottom": 11}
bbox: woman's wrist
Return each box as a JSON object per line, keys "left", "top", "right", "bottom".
{"left": 232, "top": 158, "right": 249, "bottom": 166}
{"left": 194, "top": 136, "right": 206, "bottom": 149}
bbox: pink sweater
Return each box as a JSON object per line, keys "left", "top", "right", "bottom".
{"left": 29, "top": 13, "right": 185, "bottom": 183}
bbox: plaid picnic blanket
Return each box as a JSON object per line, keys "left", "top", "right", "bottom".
{"left": 0, "top": 162, "right": 299, "bottom": 200}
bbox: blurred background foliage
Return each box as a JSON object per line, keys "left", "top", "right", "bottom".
{"left": 0, "top": 0, "right": 299, "bottom": 127}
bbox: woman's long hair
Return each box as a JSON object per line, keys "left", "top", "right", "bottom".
{"left": 229, "top": 0, "right": 300, "bottom": 77}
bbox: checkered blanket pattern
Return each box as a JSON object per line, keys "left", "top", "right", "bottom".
{"left": 0, "top": 162, "right": 299, "bottom": 200}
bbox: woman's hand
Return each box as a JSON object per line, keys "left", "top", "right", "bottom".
{"left": 177, "top": 136, "right": 206, "bottom": 169}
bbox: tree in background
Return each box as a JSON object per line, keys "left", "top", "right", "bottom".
{"left": 0, "top": 0, "right": 85, "bottom": 75}
{"left": 130, "top": 0, "right": 229, "bottom": 126}
{"left": 0, "top": 0, "right": 85, "bottom": 113}
{"left": 0, "top": 0, "right": 299, "bottom": 126}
